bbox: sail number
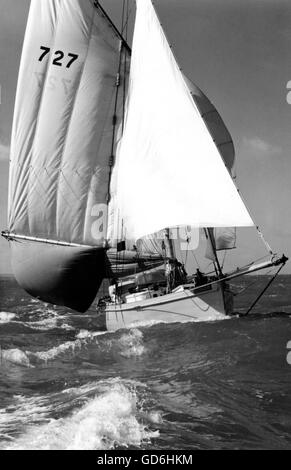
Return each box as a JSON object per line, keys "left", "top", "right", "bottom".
{"left": 39, "top": 46, "right": 79, "bottom": 69}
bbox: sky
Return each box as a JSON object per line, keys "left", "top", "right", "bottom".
{"left": 0, "top": 0, "right": 291, "bottom": 274}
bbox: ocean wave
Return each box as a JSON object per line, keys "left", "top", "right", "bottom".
{"left": 76, "top": 328, "right": 146, "bottom": 359}
{"left": 25, "top": 318, "right": 74, "bottom": 332}
{"left": 0, "top": 379, "right": 159, "bottom": 450}
{"left": 31, "top": 328, "right": 146, "bottom": 363}
{"left": 0, "top": 312, "right": 16, "bottom": 323}
{"left": 0, "top": 348, "right": 33, "bottom": 368}
{"left": 31, "top": 340, "right": 82, "bottom": 363}
{"left": 76, "top": 329, "right": 108, "bottom": 340}
{"left": 111, "top": 329, "right": 146, "bottom": 358}
{"left": 0, "top": 328, "right": 145, "bottom": 367}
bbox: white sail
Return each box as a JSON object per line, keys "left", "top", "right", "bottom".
{"left": 115, "top": 0, "right": 254, "bottom": 241}
{"left": 205, "top": 227, "right": 236, "bottom": 261}
{"left": 7, "top": 0, "right": 130, "bottom": 311}
{"left": 9, "top": 0, "right": 128, "bottom": 247}
{"left": 184, "top": 75, "right": 235, "bottom": 175}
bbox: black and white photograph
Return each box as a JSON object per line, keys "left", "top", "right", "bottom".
{"left": 0, "top": 0, "right": 291, "bottom": 453}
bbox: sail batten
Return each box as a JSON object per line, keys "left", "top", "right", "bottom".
{"left": 115, "top": 0, "right": 253, "bottom": 241}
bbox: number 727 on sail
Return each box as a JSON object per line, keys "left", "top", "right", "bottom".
{"left": 38, "top": 46, "right": 79, "bottom": 69}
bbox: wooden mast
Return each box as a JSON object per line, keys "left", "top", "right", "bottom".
{"left": 164, "top": 228, "right": 176, "bottom": 259}
{"left": 205, "top": 228, "right": 223, "bottom": 277}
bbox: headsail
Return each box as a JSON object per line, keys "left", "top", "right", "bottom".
{"left": 205, "top": 227, "right": 236, "bottom": 262}
{"left": 184, "top": 76, "right": 235, "bottom": 175}
{"left": 8, "top": 0, "right": 129, "bottom": 311}
{"left": 115, "top": 0, "right": 253, "bottom": 241}
{"left": 185, "top": 77, "right": 237, "bottom": 261}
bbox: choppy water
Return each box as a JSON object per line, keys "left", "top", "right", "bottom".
{"left": 0, "top": 275, "right": 291, "bottom": 450}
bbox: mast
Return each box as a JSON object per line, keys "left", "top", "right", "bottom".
{"left": 92, "top": 1, "right": 131, "bottom": 54}
{"left": 164, "top": 228, "right": 175, "bottom": 259}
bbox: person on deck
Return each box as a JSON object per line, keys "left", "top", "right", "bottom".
{"left": 165, "top": 259, "right": 175, "bottom": 293}
{"left": 194, "top": 268, "right": 208, "bottom": 287}
{"left": 109, "top": 278, "right": 119, "bottom": 303}
{"left": 175, "top": 260, "right": 187, "bottom": 284}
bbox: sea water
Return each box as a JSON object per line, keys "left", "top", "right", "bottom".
{"left": 0, "top": 275, "right": 291, "bottom": 450}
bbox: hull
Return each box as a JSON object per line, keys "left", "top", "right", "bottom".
{"left": 98, "top": 282, "right": 231, "bottom": 332}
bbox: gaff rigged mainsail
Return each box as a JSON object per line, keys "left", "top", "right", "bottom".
{"left": 7, "top": 0, "right": 130, "bottom": 311}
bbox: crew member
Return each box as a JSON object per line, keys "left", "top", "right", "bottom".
{"left": 109, "top": 278, "right": 118, "bottom": 302}
{"left": 165, "top": 259, "right": 175, "bottom": 293}
{"left": 194, "top": 268, "right": 207, "bottom": 287}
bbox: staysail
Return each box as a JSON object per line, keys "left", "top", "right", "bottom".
{"left": 7, "top": 0, "right": 130, "bottom": 311}
{"left": 115, "top": 0, "right": 253, "bottom": 241}
{"left": 184, "top": 76, "right": 235, "bottom": 175}
{"left": 205, "top": 227, "right": 236, "bottom": 262}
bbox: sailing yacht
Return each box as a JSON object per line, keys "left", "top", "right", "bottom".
{"left": 2, "top": 0, "right": 287, "bottom": 331}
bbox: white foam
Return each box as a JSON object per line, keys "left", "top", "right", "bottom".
{"left": 0, "top": 379, "right": 159, "bottom": 450}
{"left": 115, "top": 329, "right": 146, "bottom": 358}
{"left": 76, "top": 329, "right": 107, "bottom": 340}
{"left": 0, "top": 312, "right": 16, "bottom": 324}
{"left": 126, "top": 319, "right": 166, "bottom": 329}
{"left": 31, "top": 330, "right": 109, "bottom": 363}
{"left": 146, "top": 411, "right": 163, "bottom": 425}
{"left": 32, "top": 340, "right": 82, "bottom": 362}
{"left": 26, "top": 318, "right": 74, "bottom": 331}
{"left": 0, "top": 349, "right": 32, "bottom": 368}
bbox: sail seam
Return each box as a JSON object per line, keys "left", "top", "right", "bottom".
{"left": 54, "top": 6, "right": 96, "bottom": 243}
{"left": 26, "top": 1, "right": 63, "bottom": 238}
{"left": 11, "top": 1, "right": 61, "bottom": 236}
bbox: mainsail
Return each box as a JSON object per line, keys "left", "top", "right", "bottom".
{"left": 7, "top": 0, "right": 130, "bottom": 311}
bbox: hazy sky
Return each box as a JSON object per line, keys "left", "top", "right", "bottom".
{"left": 0, "top": 0, "right": 291, "bottom": 274}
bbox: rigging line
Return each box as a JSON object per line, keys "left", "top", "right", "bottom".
{"left": 92, "top": 1, "right": 131, "bottom": 54}
{"left": 106, "top": 37, "right": 125, "bottom": 207}
{"left": 122, "top": 0, "right": 129, "bottom": 133}
{"left": 190, "top": 249, "right": 201, "bottom": 270}
{"left": 241, "top": 262, "right": 286, "bottom": 317}
{"left": 121, "top": 1, "right": 133, "bottom": 36}
{"left": 184, "top": 239, "right": 189, "bottom": 267}
{"left": 232, "top": 254, "right": 271, "bottom": 273}
{"left": 233, "top": 267, "right": 274, "bottom": 296}
{"left": 121, "top": 0, "right": 126, "bottom": 33}
{"left": 221, "top": 250, "right": 227, "bottom": 269}
{"left": 183, "top": 227, "right": 192, "bottom": 268}
{"left": 205, "top": 228, "right": 223, "bottom": 277}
